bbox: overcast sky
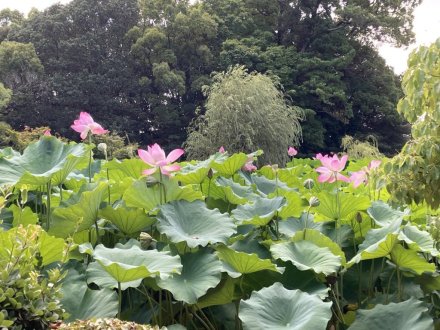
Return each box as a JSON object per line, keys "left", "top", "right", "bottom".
{"left": 0, "top": 0, "right": 439, "bottom": 74}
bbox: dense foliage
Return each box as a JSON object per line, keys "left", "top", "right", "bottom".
{"left": 185, "top": 66, "right": 303, "bottom": 165}
{"left": 0, "top": 124, "right": 439, "bottom": 329}
{"left": 0, "top": 0, "right": 421, "bottom": 154}
{"left": 386, "top": 38, "right": 440, "bottom": 208}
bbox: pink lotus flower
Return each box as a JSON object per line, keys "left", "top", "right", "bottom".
{"left": 71, "top": 112, "right": 109, "bottom": 140}
{"left": 219, "top": 146, "right": 226, "bottom": 153}
{"left": 350, "top": 160, "right": 382, "bottom": 188}
{"left": 138, "top": 143, "right": 184, "bottom": 176}
{"left": 288, "top": 147, "right": 298, "bottom": 157}
{"left": 43, "top": 129, "right": 51, "bottom": 136}
{"left": 242, "top": 156, "right": 257, "bottom": 172}
{"left": 315, "top": 154, "right": 350, "bottom": 183}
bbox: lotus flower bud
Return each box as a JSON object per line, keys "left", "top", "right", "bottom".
{"left": 309, "top": 196, "right": 320, "bottom": 207}
{"left": 139, "top": 232, "right": 153, "bottom": 249}
{"left": 207, "top": 168, "right": 214, "bottom": 179}
{"left": 303, "top": 179, "right": 314, "bottom": 189}
{"left": 356, "top": 212, "right": 363, "bottom": 223}
{"left": 97, "top": 143, "right": 107, "bottom": 153}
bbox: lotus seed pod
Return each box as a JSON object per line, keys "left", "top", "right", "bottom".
{"left": 303, "top": 179, "right": 314, "bottom": 189}
{"left": 309, "top": 196, "right": 320, "bottom": 207}
{"left": 139, "top": 232, "right": 153, "bottom": 249}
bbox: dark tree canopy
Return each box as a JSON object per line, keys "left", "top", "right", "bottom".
{"left": 0, "top": 0, "right": 421, "bottom": 155}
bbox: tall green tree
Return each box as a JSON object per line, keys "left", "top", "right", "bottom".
{"left": 185, "top": 66, "right": 303, "bottom": 165}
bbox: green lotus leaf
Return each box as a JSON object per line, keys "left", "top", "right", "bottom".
{"left": 39, "top": 230, "right": 68, "bottom": 266}
{"left": 99, "top": 205, "right": 155, "bottom": 235}
{"left": 232, "top": 196, "right": 286, "bottom": 226}
{"left": 211, "top": 152, "right": 248, "bottom": 176}
{"left": 174, "top": 158, "right": 213, "bottom": 185}
{"left": 49, "top": 182, "right": 107, "bottom": 238}
{"left": 291, "top": 229, "right": 346, "bottom": 265}
{"left": 0, "top": 136, "right": 90, "bottom": 187}
{"left": 123, "top": 178, "right": 203, "bottom": 212}
{"left": 106, "top": 158, "right": 150, "bottom": 180}
{"left": 239, "top": 282, "right": 332, "bottom": 330}
{"left": 349, "top": 218, "right": 401, "bottom": 265}
{"left": 367, "top": 201, "right": 409, "bottom": 227}
{"left": 216, "top": 177, "right": 257, "bottom": 205}
{"left": 197, "top": 277, "right": 238, "bottom": 309}
{"left": 216, "top": 245, "right": 284, "bottom": 277}
{"left": 61, "top": 268, "right": 118, "bottom": 322}
{"left": 277, "top": 191, "right": 305, "bottom": 219}
{"left": 92, "top": 239, "right": 182, "bottom": 283}
{"left": 157, "top": 250, "right": 223, "bottom": 304}
{"left": 348, "top": 298, "right": 433, "bottom": 330}
{"left": 390, "top": 244, "right": 435, "bottom": 275}
{"left": 270, "top": 241, "right": 341, "bottom": 275}
{"left": 315, "top": 191, "right": 370, "bottom": 221}
{"left": 244, "top": 174, "right": 291, "bottom": 196}
{"left": 157, "top": 200, "right": 236, "bottom": 248}
{"left": 9, "top": 205, "right": 38, "bottom": 227}
{"left": 86, "top": 261, "right": 143, "bottom": 290}
{"left": 399, "top": 225, "right": 439, "bottom": 256}
{"left": 278, "top": 213, "right": 324, "bottom": 237}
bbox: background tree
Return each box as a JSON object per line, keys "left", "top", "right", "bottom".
{"left": 385, "top": 38, "right": 440, "bottom": 208}
{"left": 185, "top": 66, "right": 303, "bottom": 165}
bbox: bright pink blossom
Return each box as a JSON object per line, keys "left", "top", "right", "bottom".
{"left": 350, "top": 160, "right": 382, "bottom": 188}
{"left": 288, "top": 147, "right": 298, "bottom": 157}
{"left": 71, "top": 112, "right": 109, "bottom": 140}
{"left": 219, "top": 146, "right": 226, "bottom": 153}
{"left": 138, "top": 143, "right": 184, "bottom": 176}
{"left": 43, "top": 129, "right": 51, "bottom": 136}
{"left": 315, "top": 154, "right": 350, "bottom": 183}
{"left": 242, "top": 156, "right": 257, "bottom": 172}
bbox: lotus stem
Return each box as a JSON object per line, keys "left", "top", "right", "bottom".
{"left": 46, "top": 182, "right": 52, "bottom": 230}
{"left": 88, "top": 134, "right": 92, "bottom": 183}
{"left": 118, "top": 281, "right": 122, "bottom": 319}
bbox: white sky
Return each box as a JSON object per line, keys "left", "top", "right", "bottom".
{"left": 0, "top": 0, "right": 439, "bottom": 74}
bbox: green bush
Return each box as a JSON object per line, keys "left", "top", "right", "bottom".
{"left": 0, "top": 225, "right": 67, "bottom": 329}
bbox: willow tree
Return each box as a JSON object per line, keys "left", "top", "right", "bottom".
{"left": 185, "top": 66, "right": 303, "bottom": 166}
{"left": 385, "top": 38, "right": 440, "bottom": 208}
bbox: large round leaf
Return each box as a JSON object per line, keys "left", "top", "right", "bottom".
{"left": 315, "top": 191, "right": 370, "bottom": 221}
{"left": 216, "top": 245, "right": 283, "bottom": 277}
{"left": 278, "top": 213, "right": 324, "bottom": 237}
{"left": 86, "top": 262, "right": 143, "bottom": 290}
{"left": 211, "top": 153, "right": 249, "bottom": 176}
{"left": 61, "top": 268, "right": 118, "bottom": 322}
{"left": 157, "top": 250, "right": 223, "bottom": 304}
{"left": 349, "top": 218, "right": 401, "bottom": 266}
{"left": 349, "top": 298, "right": 433, "bottom": 330}
{"left": 239, "top": 282, "right": 332, "bottom": 330}
{"left": 157, "top": 200, "right": 236, "bottom": 248}
{"left": 99, "top": 205, "right": 155, "bottom": 235}
{"left": 91, "top": 239, "right": 182, "bottom": 283}
{"left": 49, "top": 182, "right": 107, "bottom": 238}
{"left": 0, "top": 136, "right": 90, "bottom": 186}
{"left": 174, "top": 158, "right": 213, "bottom": 185}
{"left": 123, "top": 178, "right": 203, "bottom": 212}
{"left": 270, "top": 241, "right": 341, "bottom": 275}
{"left": 216, "top": 176, "right": 257, "bottom": 205}
{"left": 399, "top": 225, "right": 439, "bottom": 256}
{"left": 232, "top": 196, "right": 286, "bottom": 226}
{"left": 367, "top": 201, "right": 408, "bottom": 227}
{"left": 390, "top": 244, "right": 435, "bottom": 275}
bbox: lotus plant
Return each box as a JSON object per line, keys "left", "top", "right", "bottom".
{"left": 71, "top": 112, "right": 108, "bottom": 183}
{"left": 315, "top": 154, "right": 350, "bottom": 183}
{"left": 71, "top": 112, "right": 109, "bottom": 140}
{"left": 350, "top": 160, "right": 381, "bottom": 188}
{"left": 138, "top": 144, "right": 184, "bottom": 204}
{"left": 138, "top": 144, "right": 184, "bottom": 177}
{"left": 288, "top": 146, "right": 298, "bottom": 157}
{"left": 242, "top": 155, "right": 257, "bottom": 172}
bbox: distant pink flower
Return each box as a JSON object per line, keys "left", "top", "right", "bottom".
{"left": 242, "top": 156, "right": 257, "bottom": 172}
{"left": 288, "top": 147, "right": 298, "bottom": 157}
{"left": 43, "top": 129, "right": 51, "bottom": 136}
{"left": 219, "top": 146, "right": 225, "bottom": 153}
{"left": 138, "top": 143, "right": 184, "bottom": 176}
{"left": 316, "top": 154, "right": 350, "bottom": 183}
{"left": 71, "top": 112, "right": 109, "bottom": 140}
{"left": 350, "top": 160, "right": 382, "bottom": 188}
